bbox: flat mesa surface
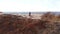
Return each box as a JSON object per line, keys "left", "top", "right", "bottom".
{"left": 20, "top": 14, "right": 43, "bottom": 19}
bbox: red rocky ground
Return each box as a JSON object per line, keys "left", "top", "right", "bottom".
{"left": 0, "top": 14, "right": 60, "bottom": 34}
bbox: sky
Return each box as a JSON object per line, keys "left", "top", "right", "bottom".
{"left": 0, "top": 0, "right": 60, "bottom": 12}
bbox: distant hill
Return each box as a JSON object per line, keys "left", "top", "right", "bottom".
{"left": 2, "top": 12, "right": 60, "bottom": 15}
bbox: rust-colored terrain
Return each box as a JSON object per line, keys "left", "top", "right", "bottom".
{"left": 0, "top": 12, "right": 60, "bottom": 34}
